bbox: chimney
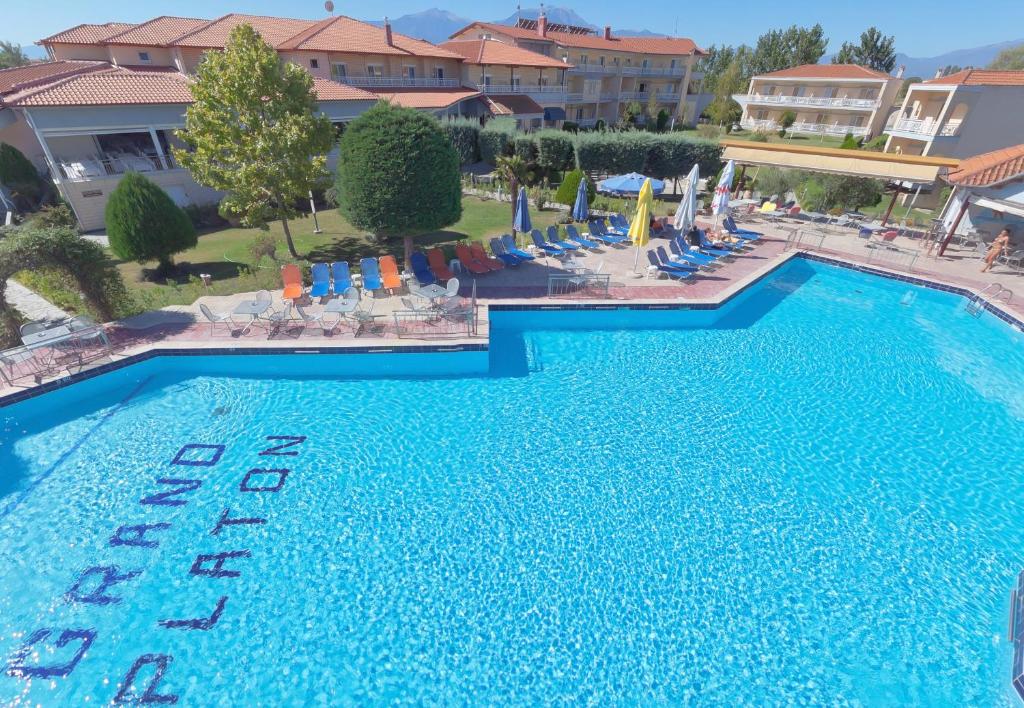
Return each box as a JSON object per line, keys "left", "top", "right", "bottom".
{"left": 896, "top": 64, "right": 905, "bottom": 79}
{"left": 934, "top": 68, "right": 944, "bottom": 79}
{"left": 603, "top": 25, "right": 612, "bottom": 40}
{"left": 384, "top": 17, "right": 393, "bottom": 46}
{"left": 537, "top": 12, "right": 547, "bottom": 38}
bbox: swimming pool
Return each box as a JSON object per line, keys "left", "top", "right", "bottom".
{"left": 1, "top": 258, "right": 1022, "bottom": 704}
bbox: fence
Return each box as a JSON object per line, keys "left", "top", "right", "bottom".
{"left": 547, "top": 273, "right": 611, "bottom": 297}
{"left": 865, "top": 245, "right": 919, "bottom": 271}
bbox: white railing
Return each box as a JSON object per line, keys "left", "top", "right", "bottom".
{"left": 57, "top": 153, "right": 175, "bottom": 182}
{"left": 655, "top": 92, "right": 681, "bottom": 102}
{"left": 741, "top": 118, "right": 778, "bottom": 131}
{"left": 740, "top": 93, "right": 880, "bottom": 110}
{"left": 567, "top": 64, "right": 613, "bottom": 75}
{"left": 621, "top": 66, "right": 686, "bottom": 77}
{"left": 620, "top": 91, "right": 649, "bottom": 101}
{"left": 565, "top": 92, "right": 585, "bottom": 103}
{"left": 599, "top": 92, "right": 619, "bottom": 101}
{"left": 477, "top": 84, "right": 566, "bottom": 95}
{"left": 940, "top": 119, "right": 962, "bottom": 136}
{"left": 340, "top": 76, "right": 460, "bottom": 88}
{"left": 575, "top": 118, "right": 599, "bottom": 128}
{"left": 889, "top": 117, "right": 938, "bottom": 135}
{"left": 789, "top": 121, "right": 870, "bottom": 137}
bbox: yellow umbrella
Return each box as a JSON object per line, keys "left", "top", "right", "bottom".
{"left": 629, "top": 178, "right": 654, "bottom": 272}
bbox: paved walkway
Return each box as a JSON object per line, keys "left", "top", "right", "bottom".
{"left": 4, "top": 279, "right": 68, "bottom": 322}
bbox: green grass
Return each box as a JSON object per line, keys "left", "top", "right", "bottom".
{"left": 113, "top": 196, "right": 565, "bottom": 309}
{"left": 673, "top": 127, "right": 847, "bottom": 149}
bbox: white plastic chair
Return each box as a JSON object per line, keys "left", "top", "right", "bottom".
{"left": 199, "top": 303, "right": 235, "bottom": 334}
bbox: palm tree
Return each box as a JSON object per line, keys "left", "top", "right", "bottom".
{"left": 495, "top": 154, "right": 529, "bottom": 217}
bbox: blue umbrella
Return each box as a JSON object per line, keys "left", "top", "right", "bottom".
{"left": 513, "top": 186, "right": 531, "bottom": 235}
{"left": 598, "top": 172, "right": 665, "bottom": 195}
{"left": 572, "top": 176, "right": 589, "bottom": 222}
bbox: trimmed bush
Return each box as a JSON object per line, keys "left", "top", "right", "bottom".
{"left": 105, "top": 172, "right": 197, "bottom": 274}
{"left": 0, "top": 142, "right": 44, "bottom": 206}
{"left": 440, "top": 117, "right": 480, "bottom": 165}
{"left": 479, "top": 117, "right": 517, "bottom": 165}
{"left": 513, "top": 134, "right": 537, "bottom": 162}
{"left": 554, "top": 169, "right": 595, "bottom": 208}
{"left": 535, "top": 130, "right": 574, "bottom": 171}
{"left": 575, "top": 132, "right": 652, "bottom": 174}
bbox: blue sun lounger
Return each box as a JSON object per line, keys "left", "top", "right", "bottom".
{"left": 646, "top": 250, "right": 693, "bottom": 280}
{"left": 697, "top": 230, "right": 735, "bottom": 258}
{"left": 331, "top": 261, "right": 352, "bottom": 295}
{"left": 360, "top": 257, "right": 383, "bottom": 291}
{"left": 531, "top": 229, "right": 564, "bottom": 256}
{"left": 565, "top": 224, "right": 599, "bottom": 249}
{"left": 670, "top": 237, "right": 717, "bottom": 267}
{"left": 309, "top": 262, "right": 330, "bottom": 298}
{"left": 547, "top": 226, "right": 579, "bottom": 251}
{"left": 655, "top": 246, "right": 699, "bottom": 272}
{"left": 489, "top": 237, "right": 523, "bottom": 267}
{"left": 723, "top": 216, "right": 763, "bottom": 240}
{"left": 588, "top": 220, "right": 629, "bottom": 246}
{"left": 410, "top": 251, "right": 437, "bottom": 286}
{"left": 500, "top": 234, "right": 535, "bottom": 260}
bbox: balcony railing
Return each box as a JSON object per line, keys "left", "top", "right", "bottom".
{"left": 57, "top": 152, "right": 176, "bottom": 182}
{"left": 888, "top": 117, "right": 962, "bottom": 137}
{"left": 339, "top": 76, "right": 460, "bottom": 88}
{"left": 565, "top": 92, "right": 585, "bottom": 103}
{"left": 477, "top": 84, "right": 566, "bottom": 95}
{"left": 575, "top": 118, "right": 599, "bottom": 128}
{"left": 741, "top": 119, "right": 869, "bottom": 137}
{"left": 621, "top": 66, "right": 686, "bottom": 77}
{"left": 599, "top": 92, "right": 619, "bottom": 101}
{"left": 740, "top": 93, "right": 880, "bottom": 110}
{"left": 619, "top": 91, "right": 649, "bottom": 101}
{"left": 566, "top": 64, "right": 613, "bottom": 75}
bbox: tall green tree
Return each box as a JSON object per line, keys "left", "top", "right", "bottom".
{"left": 0, "top": 142, "right": 44, "bottom": 207}
{"left": 105, "top": 172, "right": 197, "bottom": 276}
{"left": 173, "top": 24, "right": 334, "bottom": 259}
{"left": 335, "top": 102, "right": 461, "bottom": 267}
{"left": 0, "top": 42, "right": 31, "bottom": 69}
{"left": 833, "top": 27, "right": 897, "bottom": 73}
{"left": 749, "top": 24, "right": 828, "bottom": 75}
{"left": 988, "top": 44, "right": 1024, "bottom": 70}
{"left": 494, "top": 154, "right": 529, "bottom": 219}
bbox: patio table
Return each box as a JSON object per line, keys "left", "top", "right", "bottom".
{"left": 414, "top": 283, "right": 449, "bottom": 306}
{"left": 232, "top": 299, "right": 271, "bottom": 334}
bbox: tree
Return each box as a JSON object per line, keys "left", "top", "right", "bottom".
{"left": 494, "top": 154, "right": 529, "bottom": 218}
{"left": 833, "top": 27, "right": 897, "bottom": 73}
{"left": 0, "top": 42, "right": 30, "bottom": 69}
{"left": 173, "top": 24, "right": 334, "bottom": 259}
{"left": 988, "top": 44, "right": 1024, "bottom": 70}
{"left": 750, "top": 24, "right": 828, "bottom": 76}
{"left": 336, "top": 101, "right": 461, "bottom": 267}
{"left": 0, "top": 142, "right": 45, "bottom": 207}
{"left": 778, "top": 110, "right": 796, "bottom": 137}
{"left": 554, "top": 169, "right": 595, "bottom": 208}
{"left": 105, "top": 172, "right": 197, "bottom": 276}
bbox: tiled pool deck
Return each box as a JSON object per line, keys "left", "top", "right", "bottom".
{"left": 2, "top": 218, "right": 1022, "bottom": 400}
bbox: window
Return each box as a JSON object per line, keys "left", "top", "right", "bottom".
{"left": 815, "top": 113, "right": 827, "bottom": 124}
{"left": 367, "top": 65, "right": 383, "bottom": 77}
{"left": 580, "top": 54, "right": 588, "bottom": 65}
{"left": 137, "top": 51, "right": 151, "bottom": 63}
{"left": 822, "top": 87, "right": 837, "bottom": 98}
{"left": 764, "top": 85, "right": 775, "bottom": 96}
{"left": 598, "top": 56, "right": 605, "bottom": 66}
{"left": 755, "top": 110, "right": 768, "bottom": 120}
{"left": 793, "top": 86, "right": 805, "bottom": 97}
{"left": 404, "top": 65, "right": 416, "bottom": 79}
{"left": 638, "top": 82, "right": 647, "bottom": 93}
{"left": 511, "top": 75, "right": 521, "bottom": 88}
{"left": 331, "top": 63, "right": 347, "bottom": 80}
{"left": 859, "top": 87, "right": 877, "bottom": 100}
{"left": 641, "top": 58, "right": 649, "bottom": 68}
{"left": 434, "top": 66, "right": 444, "bottom": 79}
{"left": 309, "top": 58, "right": 319, "bottom": 69}
{"left": 483, "top": 74, "right": 492, "bottom": 86}
{"left": 576, "top": 108, "right": 584, "bottom": 120}
{"left": 851, "top": 116, "right": 865, "bottom": 127}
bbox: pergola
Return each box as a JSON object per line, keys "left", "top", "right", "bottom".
{"left": 719, "top": 140, "right": 959, "bottom": 225}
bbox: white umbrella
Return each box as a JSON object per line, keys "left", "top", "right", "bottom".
{"left": 712, "top": 159, "right": 735, "bottom": 216}
{"left": 673, "top": 163, "right": 699, "bottom": 233}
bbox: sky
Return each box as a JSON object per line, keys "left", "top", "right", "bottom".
{"left": 7, "top": 0, "right": 1024, "bottom": 58}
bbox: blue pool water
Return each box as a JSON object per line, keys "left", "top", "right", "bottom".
{"left": 0, "top": 259, "right": 1022, "bottom": 704}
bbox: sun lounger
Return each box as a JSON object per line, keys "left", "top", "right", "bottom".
{"left": 281, "top": 264, "right": 303, "bottom": 300}
{"left": 470, "top": 242, "right": 505, "bottom": 270}
{"left": 360, "top": 257, "right": 383, "bottom": 291}
{"left": 426, "top": 247, "right": 456, "bottom": 280}
{"left": 490, "top": 237, "right": 523, "bottom": 267}
{"left": 670, "top": 237, "right": 717, "bottom": 267}
{"left": 655, "top": 246, "right": 700, "bottom": 272}
{"left": 723, "top": 216, "right": 763, "bottom": 240}
{"left": 531, "top": 229, "right": 564, "bottom": 256}
{"left": 546, "top": 225, "right": 579, "bottom": 251}
{"left": 455, "top": 243, "right": 490, "bottom": 274}
{"left": 602, "top": 216, "right": 629, "bottom": 236}
{"left": 646, "top": 250, "right": 693, "bottom": 281}
{"left": 565, "top": 224, "right": 599, "bottom": 249}
{"left": 409, "top": 251, "right": 437, "bottom": 286}
{"left": 379, "top": 255, "right": 404, "bottom": 291}
{"left": 500, "top": 234, "right": 535, "bottom": 260}
{"left": 331, "top": 262, "right": 352, "bottom": 295}
{"left": 588, "top": 220, "right": 629, "bottom": 246}
{"left": 697, "top": 230, "right": 736, "bottom": 258}
{"left": 309, "top": 262, "right": 330, "bottom": 298}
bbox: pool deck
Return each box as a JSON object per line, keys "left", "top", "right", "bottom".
{"left": 2, "top": 215, "right": 1022, "bottom": 397}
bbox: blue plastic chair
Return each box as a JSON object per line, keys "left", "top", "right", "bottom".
{"left": 309, "top": 263, "right": 330, "bottom": 298}
{"left": 331, "top": 261, "right": 352, "bottom": 295}
{"left": 589, "top": 220, "right": 628, "bottom": 245}
{"left": 410, "top": 251, "right": 437, "bottom": 286}
{"left": 360, "top": 257, "right": 383, "bottom": 291}
{"left": 501, "top": 234, "right": 535, "bottom": 260}
{"left": 655, "top": 246, "right": 699, "bottom": 272}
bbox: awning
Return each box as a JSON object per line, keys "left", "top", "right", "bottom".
{"left": 971, "top": 195, "right": 1024, "bottom": 219}
{"left": 484, "top": 94, "right": 544, "bottom": 117}
{"left": 721, "top": 140, "right": 959, "bottom": 185}
{"left": 544, "top": 107, "right": 566, "bottom": 121}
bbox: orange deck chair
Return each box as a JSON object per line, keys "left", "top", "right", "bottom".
{"left": 470, "top": 242, "right": 504, "bottom": 271}
{"left": 281, "top": 264, "right": 303, "bottom": 300}
{"left": 455, "top": 244, "right": 489, "bottom": 274}
{"left": 426, "top": 247, "right": 455, "bottom": 280}
{"left": 378, "top": 255, "right": 403, "bottom": 292}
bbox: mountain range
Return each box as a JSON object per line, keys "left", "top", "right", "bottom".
{"left": 893, "top": 39, "right": 1023, "bottom": 78}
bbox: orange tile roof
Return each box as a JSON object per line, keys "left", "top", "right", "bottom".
{"left": 280, "top": 16, "right": 462, "bottom": 59}
{"left": 0, "top": 60, "right": 108, "bottom": 96}
{"left": 922, "top": 69, "right": 1024, "bottom": 86}
{"left": 6, "top": 66, "right": 375, "bottom": 107}
{"left": 946, "top": 144, "right": 1024, "bottom": 187}
{"left": 39, "top": 22, "right": 137, "bottom": 45}
{"left": 172, "top": 14, "right": 317, "bottom": 49}
{"left": 103, "top": 16, "right": 210, "bottom": 46}
{"left": 441, "top": 38, "right": 570, "bottom": 69}
{"left": 757, "top": 63, "right": 891, "bottom": 80}
{"left": 452, "top": 22, "right": 701, "bottom": 56}
{"left": 484, "top": 94, "right": 544, "bottom": 116}
{"left": 369, "top": 87, "right": 481, "bottom": 109}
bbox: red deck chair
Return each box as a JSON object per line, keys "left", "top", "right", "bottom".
{"left": 455, "top": 244, "right": 489, "bottom": 274}
{"left": 470, "top": 242, "right": 504, "bottom": 271}
{"left": 426, "top": 247, "right": 455, "bottom": 280}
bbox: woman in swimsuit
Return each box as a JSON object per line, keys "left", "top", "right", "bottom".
{"left": 981, "top": 228, "right": 1012, "bottom": 273}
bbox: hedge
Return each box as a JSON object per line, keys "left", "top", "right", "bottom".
{"left": 513, "top": 134, "right": 537, "bottom": 162}
{"left": 535, "top": 130, "right": 575, "bottom": 171}
{"left": 440, "top": 118, "right": 480, "bottom": 165}
{"left": 479, "top": 117, "right": 517, "bottom": 164}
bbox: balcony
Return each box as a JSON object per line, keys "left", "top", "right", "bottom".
{"left": 567, "top": 64, "right": 614, "bottom": 75}
{"left": 887, "top": 117, "right": 962, "bottom": 138}
{"left": 56, "top": 151, "right": 178, "bottom": 182}
{"left": 736, "top": 93, "right": 880, "bottom": 110}
{"left": 740, "top": 119, "right": 870, "bottom": 137}
{"left": 621, "top": 66, "right": 686, "bottom": 77}
{"left": 477, "top": 84, "right": 567, "bottom": 102}
{"left": 619, "top": 91, "right": 649, "bottom": 101}
{"left": 339, "top": 76, "right": 460, "bottom": 88}
{"left": 599, "top": 92, "right": 619, "bottom": 101}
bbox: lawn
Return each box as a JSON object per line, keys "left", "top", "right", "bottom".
{"left": 677, "top": 127, "right": 848, "bottom": 149}
{"left": 115, "top": 196, "right": 565, "bottom": 309}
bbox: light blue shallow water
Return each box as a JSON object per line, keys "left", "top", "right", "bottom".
{"left": 0, "top": 259, "right": 1022, "bottom": 705}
